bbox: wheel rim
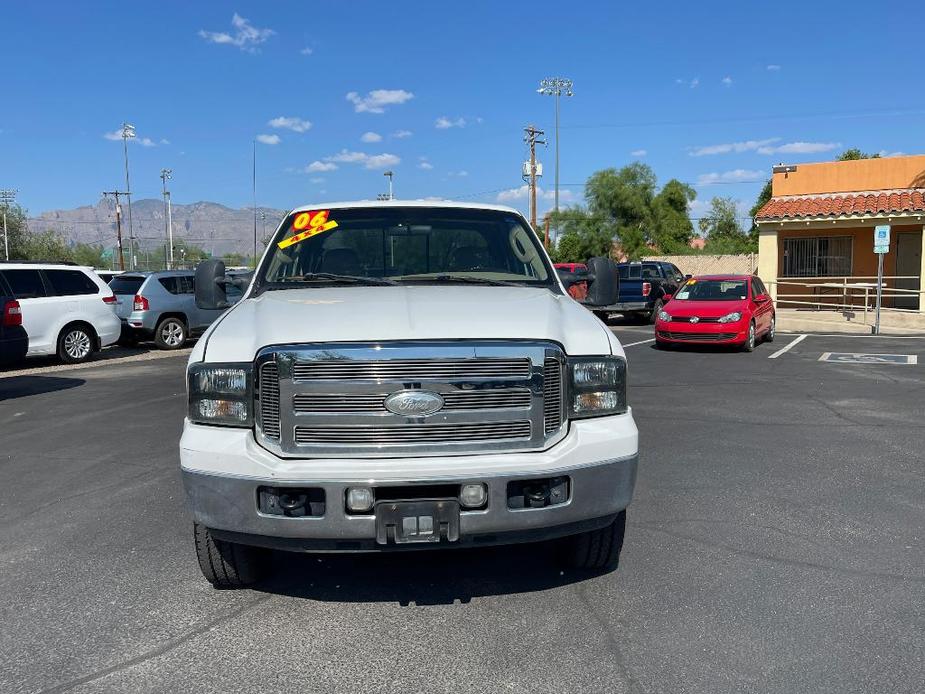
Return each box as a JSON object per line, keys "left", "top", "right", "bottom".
{"left": 769, "top": 317, "right": 776, "bottom": 339}
{"left": 161, "top": 322, "right": 184, "bottom": 346}
{"left": 64, "top": 330, "right": 91, "bottom": 359}
{"left": 748, "top": 324, "right": 755, "bottom": 349}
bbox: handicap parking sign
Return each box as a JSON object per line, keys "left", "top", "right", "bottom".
{"left": 874, "top": 225, "right": 890, "bottom": 254}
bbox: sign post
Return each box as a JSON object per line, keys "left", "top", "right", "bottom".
{"left": 873, "top": 225, "right": 890, "bottom": 334}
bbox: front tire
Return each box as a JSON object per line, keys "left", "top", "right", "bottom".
{"left": 193, "top": 523, "right": 266, "bottom": 589}
{"left": 57, "top": 324, "right": 96, "bottom": 364}
{"left": 154, "top": 317, "right": 187, "bottom": 350}
{"left": 742, "top": 321, "right": 756, "bottom": 352}
{"left": 648, "top": 299, "right": 663, "bottom": 324}
{"left": 561, "top": 510, "right": 626, "bottom": 572}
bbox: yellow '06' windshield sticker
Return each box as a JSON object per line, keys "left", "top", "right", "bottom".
{"left": 277, "top": 210, "right": 339, "bottom": 249}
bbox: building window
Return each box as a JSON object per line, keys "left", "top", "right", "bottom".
{"left": 782, "top": 236, "right": 852, "bottom": 277}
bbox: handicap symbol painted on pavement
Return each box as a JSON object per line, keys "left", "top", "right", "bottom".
{"left": 818, "top": 352, "right": 918, "bottom": 365}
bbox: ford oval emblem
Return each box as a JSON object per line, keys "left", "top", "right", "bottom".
{"left": 384, "top": 390, "right": 445, "bottom": 417}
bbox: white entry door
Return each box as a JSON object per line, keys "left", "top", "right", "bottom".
{"left": 895, "top": 232, "right": 921, "bottom": 310}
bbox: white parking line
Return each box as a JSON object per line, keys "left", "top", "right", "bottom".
{"left": 768, "top": 334, "right": 807, "bottom": 359}
{"left": 623, "top": 338, "right": 656, "bottom": 348}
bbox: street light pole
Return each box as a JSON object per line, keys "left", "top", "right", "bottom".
{"left": 537, "top": 77, "right": 573, "bottom": 243}
{"left": 121, "top": 123, "right": 136, "bottom": 270}
{"left": 0, "top": 188, "right": 16, "bottom": 261}
{"left": 384, "top": 170, "right": 394, "bottom": 200}
{"left": 160, "top": 168, "right": 173, "bottom": 270}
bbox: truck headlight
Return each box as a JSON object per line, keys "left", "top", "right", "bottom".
{"left": 717, "top": 311, "right": 742, "bottom": 323}
{"left": 188, "top": 363, "right": 253, "bottom": 427}
{"left": 568, "top": 356, "right": 627, "bottom": 418}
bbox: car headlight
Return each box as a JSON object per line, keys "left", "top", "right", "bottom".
{"left": 568, "top": 356, "right": 627, "bottom": 419}
{"left": 657, "top": 310, "right": 671, "bottom": 322}
{"left": 717, "top": 311, "right": 742, "bottom": 323}
{"left": 188, "top": 363, "right": 253, "bottom": 427}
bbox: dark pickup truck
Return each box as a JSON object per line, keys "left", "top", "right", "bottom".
{"left": 564, "top": 259, "right": 687, "bottom": 323}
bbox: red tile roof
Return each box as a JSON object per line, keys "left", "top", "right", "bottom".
{"left": 756, "top": 189, "right": 925, "bottom": 221}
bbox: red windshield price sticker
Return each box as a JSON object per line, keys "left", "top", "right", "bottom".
{"left": 278, "top": 210, "right": 339, "bottom": 249}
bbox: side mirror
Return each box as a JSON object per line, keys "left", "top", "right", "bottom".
{"left": 684, "top": 274, "right": 693, "bottom": 280}
{"left": 195, "top": 259, "right": 229, "bottom": 310}
{"left": 662, "top": 294, "right": 673, "bottom": 302}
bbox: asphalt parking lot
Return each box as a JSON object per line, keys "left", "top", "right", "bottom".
{"left": 1, "top": 331, "right": 922, "bottom": 694}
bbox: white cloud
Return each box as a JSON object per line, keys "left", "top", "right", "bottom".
{"left": 757, "top": 141, "right": 841, "bottom": 155}
{"left": 103, "top": 129, "right": 164, "bottom": 146}
{"left": 496, "top": 186, "right": 574, "bottom": 203}
{"left": 631, "top": 149, "right": 647, "bottom": 157}
{"left": 722, "top": 76, "right": 733, "bottom": 86}
{"left": 305, "top": 161, "right": 337, "bottom": 173}
{"left": 417, "top": 157, "right": 433, "bottom": 170}
{"left": 391, "top": 129, "right": 413, "bottom": 139}
{"left": 198, "top": 13, "right": 274, "bottom": 53}
{"left": 268, "top": 116, "right": 312, "bottom": 133}
{"left": 879, "top": 150, "right": 906, "bottom": 157}
{"left": 300, "top": 47, "right": 313, "bottom": 55}
{"left": 435, "top": 116, "right": 466, "bottom": 129}
{"left": 675, "top": 78, "right": 684, "bottom": 85}
{"left": 360, "top": 131, "right": 382, "bottom": 143}
{"left": 345, "top": 89, "right": 414, "bottom": 114}
{"left": 159, "top": 138, "right": 170, "bottom": 145}
{"left": 690, "top": 138, "right": 780, "bottom": 156}
{"left": 309, "top": 177, "right": 325, "bottom": 184}
{"left": 696, "top": 169, "right": 765, "bottom": 186}
{"left": 690, "top": 77, "right": 700, "bottom": 89}
{"left": 256, "top": 133, "right": 281, "bottom": 145}
{"left": 323, "top": 149, "right": 400, "bottom": 170}
{"left": 448, "top": 170, "right": 468, "bottom": 177}
{"left": 139, "top": 137, "right": 157, "bottom": 147}
{"left": 103, "top": 129, "right": 123, "bottom": 141}
{"left": 766, "top": 64, "right": 781, "bottom": 71}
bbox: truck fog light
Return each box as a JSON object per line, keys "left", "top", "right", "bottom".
{"left": 346, "top": 487, "right": 375, "bottom": 513}
{"left": 459, "top": 483, "right": 488, "bottom": 509}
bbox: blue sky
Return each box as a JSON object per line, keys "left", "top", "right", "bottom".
{"left": 2, "top": 0, "right": 922, "bottom": 223}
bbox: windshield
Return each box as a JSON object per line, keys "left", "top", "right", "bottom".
{"left": 673, "top": 279, "right": 748, "bottom": 301}
{"left": 257, "top": 207, "right": 555, "bottom": 289}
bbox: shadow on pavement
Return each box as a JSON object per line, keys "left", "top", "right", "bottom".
{"left": 256, "top": 541, "right": 596, "bottom": 605}
{"left": 0, "top": 375, "right": 86, "bottom": 400}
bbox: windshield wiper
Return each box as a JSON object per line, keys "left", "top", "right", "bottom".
{"left": 271, "top": 273, "right": 399, "bottom": 287}
{"left": 402, "top": 274, "right": 523, "bottom": 287}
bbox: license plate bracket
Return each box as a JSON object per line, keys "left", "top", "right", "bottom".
{"left": 375, "top": 500, "right": 460, "bottom": 545}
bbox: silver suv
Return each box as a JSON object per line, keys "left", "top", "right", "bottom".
{"left": 110, "top": 270, "right": 245, "bottom": 349}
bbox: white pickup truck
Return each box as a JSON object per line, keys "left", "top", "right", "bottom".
{"left": 181, "top": 201, "right": 638, "bottom": 588}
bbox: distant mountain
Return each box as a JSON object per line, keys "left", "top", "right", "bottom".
{"left": 28, "top": 199, "right": 288, "bottom": 257}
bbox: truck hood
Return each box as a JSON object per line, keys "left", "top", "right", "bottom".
{"left": 199, "top": 285, "right": 616, "bottom": 362}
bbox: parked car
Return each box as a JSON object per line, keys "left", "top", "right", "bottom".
{"left": 0, "top": 262, "right": 120, "bottom": 363}
{"left": 576, "top": 260, "right": 686, "bottom": 323}
{"left": 0, "top": 285, "right": 28, "bottom": 366}
{"left": 182, "top": 201, "right": 638, "bottom": 588}
{"left": 110, "top": 270, "right": 244, "bottom": 350}
{"left": 654, "top": 274, "right": 775, "bottom": 351}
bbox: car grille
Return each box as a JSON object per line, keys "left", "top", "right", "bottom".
{"left": 658, "top": 331, "right": 737, "bottom": 342}
{"left": 291, "top": 358, "right": 531, "bottom": 381}
{"left": 294, "top": 421, "right": 532, "bottom": 445}
{"left": 670, "top": 316, "right": 721, "bottom": 323}
{"left": 255, "top": 342, "right": 566, "bottom": 458}
{"left": 293, "top": 389, "right": 532, "bottom": 413}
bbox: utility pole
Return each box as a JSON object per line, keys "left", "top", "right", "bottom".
{"left": 121, "top": 123, "right": 136, "bottom": 270}
{"left": 537, "top": 78, "right": 573, "bottom": 243}
{"left": 523, "top": 125, "right": 546, "bottom": 231}
{"left": 0, "top": 189, "right": 17, "bottom": 260}
{"left": 160, "top": 168, "right": 173, "bottom": 270}
{"left": 252, "top": 140, "right": 258, "bottom": 267}
{"left": 102, "top": 191, "right": 129, "bottom": 271}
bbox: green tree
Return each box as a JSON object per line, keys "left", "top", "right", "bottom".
{"left": 650, "top": 179, "right": 696, "bottom": 254}
{"left": 549, "top": 207, "right": 614, "bottom": 262}
{"left": 837, "top": 148, "right": 880, "bottom": 161}
{"left": 699, "top": 197, "right": 753, "bottom": 254}
{"left": 72, "top": 243, "right": 107, "bottom": 268}
{"left": 1, "top": 203, "right": 32, "bottom": 259}
{"left": 20, "top": 229, "right": 73, "bottom": 262}
{"left": 748, "top": 178, "right": 773, "bottom": 243}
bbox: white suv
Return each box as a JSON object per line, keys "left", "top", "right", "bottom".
{"left": 0, "top": 263, "right": 121, "bottom": 363}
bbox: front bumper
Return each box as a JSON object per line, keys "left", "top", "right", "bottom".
{"left": 180, "top": 412, "right": 638, "bottom": 551}
{"left": 655, "top": 322, "right": 747, "bottom": 344}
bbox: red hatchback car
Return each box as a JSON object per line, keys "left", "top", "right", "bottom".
{"left": 654, "top": 274, "right": 775, "bottom": 351}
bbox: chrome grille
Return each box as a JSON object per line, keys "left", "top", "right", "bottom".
{"left": 255, "top": 342, "right": 567, "bottom": 458}
{"left": 258, "top": 362, "right": 281, "bottom": 439}
{"left": 293, "top": 389, "right": 532, "bottom": 413}
{"left": 295, "top": 421, "right": 532, "bottom": 445}
{"left": 543, "top": 358, "right": 563, "bottom": 433}
{"left": 292, "top": 358, "right": 531, "bottom": 382}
